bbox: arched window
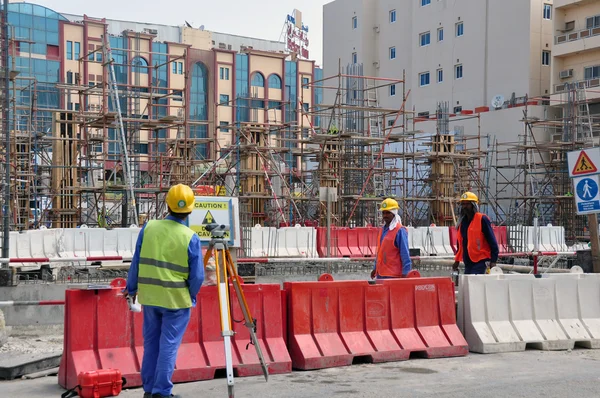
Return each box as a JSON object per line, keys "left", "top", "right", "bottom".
{"left": 132, "top": 57, "right": 149, "bottom": 74}
{"left": 268, "top": 74, "right": 282, "bottom": 89}
{"left": 190, "top": 62, "right": 208, "bottom": 121}
{"left": 251, "top": 72, "right": 265, "bottom": 87}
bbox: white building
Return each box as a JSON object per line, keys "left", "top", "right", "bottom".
{"left": 323, "top": 0, "right": 554, "bottom": 114}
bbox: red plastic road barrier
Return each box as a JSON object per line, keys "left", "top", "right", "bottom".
{"left": 284, "top": 277, "right": 467, "bottom": 370}
{"left": 492, "top": 226, "right": 509, "bottom": 254}
{"left": 334, "top": 228, "right": 352, "bottom": 257}
{"left": 448, "top": 227, "right": 458, "bottom": 254}
{"left": 383, "top": 278, "right": 468, "bottom": 359}
{"left": 0, "top": 256, "right": 131, "bottom": 264}
{"left": 59, "top": 284, "right": 291, "bottom": 390}
{"left": 347, "top": 229, "right": 363, "bottom": 258}
{"left": 316, "top": 227, "right": 328, "bottom": 257}
{"left": 357, "top": 227, "right": 372, "bottom": 257}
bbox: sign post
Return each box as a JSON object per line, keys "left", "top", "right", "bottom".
{"left": 568, "top": 148, "right": 600, "bottom": 273}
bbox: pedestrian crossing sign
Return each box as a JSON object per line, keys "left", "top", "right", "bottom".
{"left": 572, "top": 151, "right": 598, "bottom": 175}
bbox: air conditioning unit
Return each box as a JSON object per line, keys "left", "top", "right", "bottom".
{"left": 373, "top": 61, "right": 380, "bottom": 69}
{"left": 218, "top": 43, "right": 226, "bottom": 49}
{"left": 559, "top": 69, "right": 573, "bottom": 79}
{"left": 418, "top": 111, "right": 430, "bottom": 118}
{"left": 145, "top": 28, "right": 158, "bottom": 35}
{"left": 373, "top": 25, "right": 380, "bottom": 33}
{"left": 454, "top": 106, "right": 462, "bottom": 114}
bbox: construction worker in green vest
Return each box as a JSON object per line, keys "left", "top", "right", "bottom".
{"left": 123, "top": 184, "right": 203, "bottom": 398}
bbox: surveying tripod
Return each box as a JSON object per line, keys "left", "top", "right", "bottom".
{"left": 203, "top": 223, "right": 268, "bottom": 397}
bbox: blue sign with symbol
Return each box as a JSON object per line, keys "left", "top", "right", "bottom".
{"left": 575, "top": 177, "right": 600, "bottom": 213}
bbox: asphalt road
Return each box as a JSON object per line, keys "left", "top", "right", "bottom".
{"left": 3, "top": 349, "right": 600, "bottom": 398}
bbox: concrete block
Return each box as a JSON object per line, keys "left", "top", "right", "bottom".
{"left": 0, "top": 352, "right": 62, "bottom": 380}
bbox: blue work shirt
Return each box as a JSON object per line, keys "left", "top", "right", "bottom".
{"left": 373, "top": 225, "right": 412, "bottom": 276}
{"left": 458, "top": 214, "right": 499, "bottom": 265}
{"left": 126, "top": 215, "right": 204, "bottom": 306}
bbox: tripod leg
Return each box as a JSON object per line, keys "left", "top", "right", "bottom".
{"left": 215, "top": 249, "right": 236, "bottom": 397}
{"left": 225, "top": 250, "right": 269, "bottom": 381}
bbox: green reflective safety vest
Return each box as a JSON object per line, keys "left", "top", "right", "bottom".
{"left": 137, "top": 219, "right": 196, "bottom": 309}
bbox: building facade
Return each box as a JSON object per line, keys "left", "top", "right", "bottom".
{"left": 3, "top": 2, "right": 321, "bottom": 228}
{"left": 323, "top": 0, "right": 554, "bottom": 114}
{"left": 551, "top": 0, "right": 600, "bottom": 104}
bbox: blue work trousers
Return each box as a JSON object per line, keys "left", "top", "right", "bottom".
{"left": 141, "top": 306, "right": 191, "bottom": 396}
{"left": 464, "top": 260, "right": 488, "bottom": 275}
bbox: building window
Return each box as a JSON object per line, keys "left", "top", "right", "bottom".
{"left": 178, "top": 62, "right": 183, "bottom": 74}
{"left": 74, "top": 42, "right": 80, "bottom": 60}
{"left": 172, "top": 62, "right": 177, "bottom": 74}
{"left": 437, "top": 68, "right": 443, "bottom": 83}
{"left": 389, "top": 84, "right": 396, "bottom": 96}
{"left": 352, "top": 52, "right": 357, "bottom": 64}
{"left": 387, "top": 119, "right": 394, "bottom": 127}
{"left": 66, "top": 41, "right": 73, "bottom": 60}
{"left": 220, "top": 94, "right": 230, "bottom": 105}
{"left": 251, "top": 72, "right": 265, "bottom": 87}
{"left": 584, "top": 66, "right": 600, "bottom": 80}
{"left": 219, "top": 67, "right": 230, "bottom": 80}
{"left": 420, "top": 31, "right": 431, "bottom": 46}
{"left": 542, "top": 51, "right": 550, "bottom": 66}
{"left": 268, "top": 74, "right": 282, "bottom": 89}
{"left": 303, "top": 103, "right": 310, "bottom": 112}
{"left": 220, "top": 121, "right": 229, "bottom": 133}
{"left": 419, "top": 72, "right": 430, "bottom": 87}
{"left": 132, "top": 57, "right": 148, "bottom": 74}
{"left": 455, "top": 64, "right": 463, "bottom": 79}
{"left": 438, "top": 28, "right": 444, "bottom": 42}
{"left": 390, "top": 10, "right": 396, "bottom": 23}
{"left": 66, "top": 71, "right": 73, "bottom": 84}
{"left": 352, "top": 16, "right": 357, "bottom": 29}
{"left": 456, "top": 22, "right": 464, "bottom": 37}
{"left": 389, "top": 46, "right": 396, "bottom": 60}
{"left": 586, "top": 16, "right": 600, "bottom": 29}
{"left": 302, "top": 77, "right": 310, "bottom": 86}
{"left": 543, "top": 4, "right": 552, "bottom": 20}
{"left": 421, "top": 0, "right": 431, "bottom": 6}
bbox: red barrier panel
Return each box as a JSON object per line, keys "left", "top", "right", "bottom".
{"left": 316, "top": 227, "right": 327, "bottom": 257}
{"left": 449, "top": 227, "right": 458, "bottom": 254}
{"left": 384, "top": 278, "right": 468, "bottom": 358}
{"left": 493, "top": 226, "right": 509, "bottom": 254}
{"left": 59, "top": 284, "right": 291, "bottom": 390}
{"left": 347, "top": 229, "right": 363, "bottom": 258}
{"left": 368, "top": 227, "right": 380, "bottom": 257}
{"left": 284, "top": 278, "right": 467, "bottom": 371}
{"left": 334, "top": 228, "right": 352, "bottom": 257}
{"left": 357, "top": 227, "right": 373, "bottom": 257}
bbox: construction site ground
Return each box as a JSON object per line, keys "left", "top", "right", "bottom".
{"left": 1, "top": 349, "right": 599, "bottom": 397}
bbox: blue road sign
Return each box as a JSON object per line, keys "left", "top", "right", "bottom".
{"left": 575, "top": 176, "right": 600, "bottom": 214}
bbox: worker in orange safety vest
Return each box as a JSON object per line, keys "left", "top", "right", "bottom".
{"left": 370, "top": 198, "right": 412, "bottom": 279}
{"left": 452, "top": 191, "right": 499, "bottom": 275}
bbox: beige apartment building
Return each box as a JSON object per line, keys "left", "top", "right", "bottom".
{"left": 551, "top": 0, "right": 600, "bottom": 107}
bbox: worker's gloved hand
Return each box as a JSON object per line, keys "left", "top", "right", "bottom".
{"left": 452, "top": 261, "right": 459, "bottom": 271}
{"left": 489, "top": 262, "right": 497, "bottom": 269}
{"left": 370, "top": 269, "right": 376, "bottom": 280}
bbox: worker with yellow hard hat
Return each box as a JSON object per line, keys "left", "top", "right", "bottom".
{"left": 371, "top": 198, "right": 412, "bottom": 279}
{"left": 124, "top": 184, "right": 203, "bottom": 398}
{"left": 453, "top": 191, "right": 499, "bottom": 275}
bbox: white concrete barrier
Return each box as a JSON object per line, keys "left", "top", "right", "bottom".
{"left": 459, "top": 273, "right": 600, "bottom": 353}
{"left": 86, "top": 228, "right": 107, "bottom": 257}
{"left": 249, "top": 226, "right": 276, "bottom": 258}
{"left": 426, "top": 227, "right": 454, "bottom": 255}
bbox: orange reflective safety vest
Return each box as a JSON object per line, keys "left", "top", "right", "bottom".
{"left": 455, "top": 212, "right": 492, "bottom": 263}
{"left": 375, "top": 225, "right": 407, "bottom": 277}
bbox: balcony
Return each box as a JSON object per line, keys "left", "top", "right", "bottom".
{"left": 551, "top": 78, "right": 600, "bottom": 105}
{"left": 554, "top": 28, "right": 600, "bottom": 56}
{"left": 555, "top": 0, "right": 598, "bottom": 10}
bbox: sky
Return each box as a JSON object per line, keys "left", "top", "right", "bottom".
{"left": 33, "top": 0, "right": 330, "bottom": 65}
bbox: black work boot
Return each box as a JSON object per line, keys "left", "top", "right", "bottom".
{"left": 143, "top": 393, "right": 152, "bottom": 398}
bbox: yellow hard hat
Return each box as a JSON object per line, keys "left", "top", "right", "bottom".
{"left": 166, "top": 184, "right": 195, "bottom": 213}
{"left": 460, "top": 191, "right": 479, "bottom": 203}
{"left": 379, "top": 198, "right": 399, "bottom": 211}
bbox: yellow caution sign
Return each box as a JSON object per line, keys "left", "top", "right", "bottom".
{"left": 190, "top": 199, "right": 232, "bottom": 240}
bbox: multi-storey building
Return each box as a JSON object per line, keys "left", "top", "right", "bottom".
{"left": 2, "top": 2, "right": 321, "bottom": 228}
{"left": 551, "top": 0, "right": 600, "bottom": 107}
